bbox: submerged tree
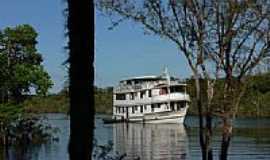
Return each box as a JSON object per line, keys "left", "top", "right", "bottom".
{"left": 0, "top": 25, "right": 53, "bottom": 103}
{"left": 96, "top": 0, "right": 270, "bottom": 160}
{"left": 66, "top": 0, "right": 95, "bottom": 160}
{"left": 0, "top": 24, "right": 55, "bottom": 159}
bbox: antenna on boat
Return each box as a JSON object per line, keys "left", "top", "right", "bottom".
{"left": 163, "top": 67, "right": 171, "bottom": 111}
{"left": 162, "top": 67, "right": 170, "bottom": 85}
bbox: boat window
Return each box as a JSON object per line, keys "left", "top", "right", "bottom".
{"left": 159, "top": 87, "right": 168, "bottom": 95}
{"left": 116, "top": 94, "right": 126, "bottom": 100}
{"left": 177, "top": 103, "right": 181, "bottom": 111}
{"left": 144, "top": 105, "right": 147, "bottom": 110}
{"left": 170, "top": 102, "right": 174, "bottom": 111}
{"left": 132, "top": 106, "right": 135, "bottom": 113}
{"left": 151, "top": 104, "right": 154, "bottom": 112}
{"left": 176, "top": 102, "right": 185, "bottom": 111}
{"left": 140, "top": 91, "right": 146, "bottom": 98}
{"left": 140, "top": 106, "right": 143, "bottom": 113}
{"left": 170, "top": 86, "right": 185, "bottom": 93}
{"left": 166, "top": 104, "right": 170, "bottom": 109}
{"left": 182, "top": 102, "right": 186, "bottom": 108}
{"left": 126, "top": 80, "right": 132, "bottom": 85}
{"left": 148, "top": 90, "right": 152, "bottom": 97}
{"left": 130, "top": 93, "right": 135, "bottom": 100}
{"left": 170, "top": 103, "right": 175, "bottom": 111}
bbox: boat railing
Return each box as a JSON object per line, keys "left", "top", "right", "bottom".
{"left": 114, "top": 82, "right": 156, "bottom": 92}
{"left": 114, "top": 81, "right": 187, "bottom": 93}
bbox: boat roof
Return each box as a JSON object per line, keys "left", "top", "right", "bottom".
{"left": 153, "top": 83, "right": 187, "bottom": 88}
{"left": 120, "top": 75, "right": 162, "bottom": 82}
{"left": 120, "top": 75, "right": 180, "bottom": 82}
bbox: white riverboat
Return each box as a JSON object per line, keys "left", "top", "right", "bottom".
{"left": 112, "top": 69, "right": 190, "bottom": 123}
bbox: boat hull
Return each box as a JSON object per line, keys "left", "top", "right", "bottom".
{"left": 138, "top": 116, "right": 185, "bottom": 124}
{"left": 113, "top": 110, "right": 187, "bottom": 124}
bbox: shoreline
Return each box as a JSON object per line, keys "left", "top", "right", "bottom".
{"left": 25, "top": 110, "right": 270, "bottom": 119}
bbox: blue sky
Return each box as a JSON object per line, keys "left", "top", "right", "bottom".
{"left": 0, "top": 1, "right": 191, "bottom": 93}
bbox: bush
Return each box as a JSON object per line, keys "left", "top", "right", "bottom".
{"left": 0, "top": 103, "right": 58, "bottom": 155}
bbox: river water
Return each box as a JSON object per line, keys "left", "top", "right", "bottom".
{"left": 5, "top": 114, "right": 270, "bottom": 160}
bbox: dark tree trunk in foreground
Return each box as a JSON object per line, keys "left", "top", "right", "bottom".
{"left": 220, "top": 118, "right": 232, "bottom": 160}
{"left": 67, "top": 0, "right": 95, "bottom": 160}
{"left": 195, "top": 78, "right": 213, "bottom": 160}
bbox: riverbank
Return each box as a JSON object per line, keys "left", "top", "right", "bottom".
{"left": 23, "top": 72, "right": 270, "bottom": 118}
{"left": 23, "top": 87, "right": 113, "bottom": 114}
{"left": 22, "top": 94, "right": 270, "bottom": 118}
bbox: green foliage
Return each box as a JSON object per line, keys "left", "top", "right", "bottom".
{"left": 0, "top": 24, "right": 55, "bottom": 155}
{"left": 95, "top": 87, "right": 113, "bottom": 114}
{"left": 23, "top": 86, "right": 113, "bottom": 114}
{"left": 0, "top": 104, "right": 58, "bottom": 148}
{"left": 23, "top": 95, "right": 69, "bottom": 113}
{"left": 249, "top": 73, "right": 270, "bottom": 94}
{"left": 24, "top": 77, "right": 270, "bottom": 118}
{"left": 238, "top": 72, "right": 270, "bottom": 117}
{"left": 0, "top": 24, "right": 53, "bottom": 103}
{"left": 93, "top": 140, "right": 127, "bottom": 160}
{"left": 0, "top": 103, "right": 23, "bottom": 124}
{"left": 186, "top": 72, "right": 270, "bottom": 117}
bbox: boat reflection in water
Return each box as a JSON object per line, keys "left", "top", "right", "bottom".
{"left": 113, "top": 123, "right": 189, "bottom": 160}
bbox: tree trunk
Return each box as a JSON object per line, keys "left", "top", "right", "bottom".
{"left": 11, "top": 88, "right": 22, "bottom": 104}
{"left": 67, "top": 0, "right": 95, "bottom": 160}
{"left": 205, "top": 113, "right": 213, "bottom": 160}
{"left": 220, "top": 118, "right": 232, "bottom": 160}
{"left": 195, "top": 77, "right": 213, "bottom": 160}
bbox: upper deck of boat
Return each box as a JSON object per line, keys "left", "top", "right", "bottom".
{"left": 114, "top": 75, "right": 186, "bottom": 93}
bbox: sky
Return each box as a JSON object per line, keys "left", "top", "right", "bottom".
{"left": 0, "top": 0, "right": 191, "bottom": 93}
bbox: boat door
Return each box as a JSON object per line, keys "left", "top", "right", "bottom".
{"left": 126, "top": 107, "right": 129, "bottom": 119}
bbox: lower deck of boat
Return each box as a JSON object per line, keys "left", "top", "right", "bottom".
{"left": 112, "top": 110, "right": 186, "bottom": 124}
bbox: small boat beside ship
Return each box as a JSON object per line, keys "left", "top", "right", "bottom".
{"left": 109, "top": 69, "right": 190, "bottom": 124}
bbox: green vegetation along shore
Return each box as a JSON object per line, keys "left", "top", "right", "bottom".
{"left": 23, "top": 87, "right": 113, "bottom": 114}
{"left": 23, "top": 72, "right": 270, "bottom": 118}
{"left": 186, "top": 72, "right": 270, "bottom": 118}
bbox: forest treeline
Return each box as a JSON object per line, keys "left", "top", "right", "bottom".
{"left": 24, "top": 72, "right": 270, "bottom": 117}
{"left": 187, "top": 72, "right": 270, "bottom": 117}
{"left": 23, "top": 87, "right": 113, "bottom": 114}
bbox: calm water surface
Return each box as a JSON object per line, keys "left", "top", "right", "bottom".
{"left": 6, "top": 114, "right": 270, "bottom": 159}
